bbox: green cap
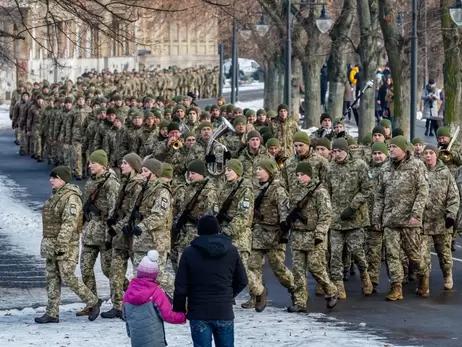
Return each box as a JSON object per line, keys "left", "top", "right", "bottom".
{"left": 143, "top": 158, "right": 162, "bottom": 177}
{"left": 371, "top": 142, "right": 389, "bottom": 156}
{"left": 316, "top": 137, "right": 331, "bottom": 150}
{"left": 295, "top": 162, "right": 313, "bottom": 177}
{"left": 293, "top": 131, "right": 310, "bottom": 145}
{"left": 226, "top": 159, "right": 243, "bottom": 176}
{"left": 390, "top": 135, "right": 408, "bottom": 152}
{"left": 258, "top": 159, "right": 279, "bottom": 176}
{"left": 161, "top": 163, "right": 173, "bottom": 179}
{"left": 332, "top": 138, "right": 349, "bottom": 152}
{"left": 233, "top": 116, "right": 246, "bottom": 126}
{"left": 379, "top": 119, "right": 392, "bottom": 129}
{"left": 51, "top": 166, "right": 72, "bottom": 183}
{"left": 187, "top": 159, "right": 207, "bottom": 176}
{"left": 411, "top": 137, "right": 424, "bottom": 145}
{"left": 266, "top": 138, "right": 281, "bottom": 148}
{"left": 89, "top": 150, "right": 108, "bottom": 166}
{"left": 123, "top": 153, "right": 142, "bottom": 173}
{"left": 437, "top": 126, "right": 451, "bottom": 137}
{"left": 247, "top": 130, "right": 261, "bottom": 142}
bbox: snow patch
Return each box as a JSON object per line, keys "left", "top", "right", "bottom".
{"left": 0, "top": 105, "right": 11, "bottom": 130}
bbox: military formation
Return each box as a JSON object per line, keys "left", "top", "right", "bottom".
{"left": 11, "top": 72, "right": 462, "bottom": 323}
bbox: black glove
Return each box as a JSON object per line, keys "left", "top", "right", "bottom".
{"left": 340, "top": 207, "right": 355, "bottom": 221}
{"left": 122, "top": 224, "right": 132, "bottom": 236}
{"left": 223, "top": 151, "right": 232, "bottom": 160}
{"left": 107, "top": 217, "right": 117, "bottom": 228}
{"left": 134, "top": 225, "right": 143, "bottom": 236}
{"left": 108, "top": 227, "right": 117, "bottom": 237}
{"left": 205, "top": 154, "right": 216, "bottom": 163}
{"left": 105, "top": 241, "right": 112, "bottom": 251}
{"left": 314, "top": 238, "right": 323, "bottom": 246}
{"left": 56, "top": 251, "right": 65, "bottom": 257}
{"left": 445, "top": 217, "right": 455, "bottom": 229}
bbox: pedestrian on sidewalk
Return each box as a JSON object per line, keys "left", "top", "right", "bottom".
{"left": 173, "top": 214, "right": 248, "bottom": 347}
{"left": 123, "top": 250, "right": 186, "bottom": 347}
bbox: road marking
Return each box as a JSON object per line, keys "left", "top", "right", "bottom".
{"left": 431, "top": 252, "right": 462, "bottom": 263}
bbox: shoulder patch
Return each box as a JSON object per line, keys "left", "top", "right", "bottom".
{"left": 70, "top": 204, "right": 77, "bottom": 216}
{"left": 161, "top": 197, "right": 169, "bottom": 209}
{"left": 326, "top": 200, "right": 332, "bottom": 209}
{"left": 241, "top": 198, "right": 250, "bottom": 209}
{"left": 368, "top": 170, "right": 373, "bottom": 179}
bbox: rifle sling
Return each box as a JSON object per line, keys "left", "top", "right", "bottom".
{"left": 218, "top": 178, "right": 244, "bottom": 217}
{"left": 254, "top": 178, "right": 274, "bottom": 211}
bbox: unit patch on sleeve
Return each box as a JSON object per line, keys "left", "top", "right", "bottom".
{"left": 70, "top": 204, "right": 77, "bottom": 216}
{"left": 241, "top": 198, "right": 250, "bottom": 209}
{"left": 161, "top": 197, "right": 169, "bottom": 209}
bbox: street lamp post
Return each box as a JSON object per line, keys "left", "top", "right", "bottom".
{"left": 219, "top": 42, "right": 224, "bottom": 97}
{"left": 231, "top": 18, "right": 237, "bottom": 103}
{"left": 410, "top": 0, "right": 417, "bottom": 140}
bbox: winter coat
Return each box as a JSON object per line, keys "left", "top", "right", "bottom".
{"left": 173, "top": 234, "right": 248, "bottom": 321}
{"left": 123, "top": 278, "right": 186, "bottom": 347}
{"left": 421, "top": 86, "right": 441, "bottom": 120}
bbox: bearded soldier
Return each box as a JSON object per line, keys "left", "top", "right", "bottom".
{"left": 35, "top": 166, "right": 102, "bottom": 324}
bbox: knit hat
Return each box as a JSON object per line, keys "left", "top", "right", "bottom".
{"left": 437, "top": 126, "right": 451, "bottom": 137}
{"left": 258, "top": 159, "right": 278, "bottom": 176}
{"left": 333, "top": 118, "right": 344, "bottom": 127}
{"left": 332, "top": 138, "right": 349, "bottom": 152}
{"left": 245, "top": 109, "right": 256, "bottom": 117}
{"left": 107, "top": 107, "right": 116, "bottom": 115}
{"left": 390, "top": 135, "right": 408, "bottom": 152}
{"left": 199, "top": 121, "right": 213, "bottom": 130}
{"left": 187, "top": 159, "right": 207, "bottom": 176}
{"left": 233, "top": 116, "right": 246, "bottom": 126}
{"left": 247, "top": 130, "right": 261, "bottom": 142}
{"left": 226, "top": 159, "right": 243, "bottom": 176}
{"left": 424, "top": 144, "right": 439, "bottom": 155}
{"left": 123, "top": 153, "right": 142, "bottom": 173}
{"left": 362, "top": 133, "right": 373, "bottom": 145}
{"left": 372, "top": 126, "right": 386, "bottom": 136}
{"left": 161, "top": 163, "right": 173, "bottom": 179}
{"left": 347, "top": 137, "right": 358, "bottom": 146}
{"left": 320, "top": 113, "right": 332, "bottom": 123}
{"left": 143, "top": 158, "right": 163, "bottom": 177}
{"left": 371, "top": 142, "right": 389, "bottom": 156}
{"left": 316, "top": 137, "right": 331, "bottom": 149}
{"left": 256, "top": 109, "right": 266, "bottom": 116}
{"left": 167, "top": 122, "right": 180, "bottom": 133}
{"left": 266, "top": 138, "right": 281, "bottom": 148}
{"left": 50, "top": 166, "right": 72, "bottom": 183}
{"left": 159, "top": 120, "right": 169, "bottom": 129}
{"left": 137, "top": 250, "right": 159, "bottom": 280}
{"left": 89, "top": 150, "right": 108, "bottom": 166}
{"left": 296, "top": 162, "right": 313, "bottom": 177}
{"left": 392, "top": 128, "right": 404, "bottom": 137}
{"left": 197, "top": 214, "right": 222, "bottom": 235}
{"left": 379, "top": 119, "right": 392, "bottom": 129}
{"left": 277, "top": 104, "right": 289, "bottom": 112}
{"left": 411, "top": 137, "right": 424, "bottom": 145}
{"left": 293, "top": 131, "right": 310, "bottom": 145}
{"left": 266, "top": 110, "right": 277, "bottom": 118}
{"left": 226, "top": 104, "right": 235, "bottom": 113}
{"left": 182, "top": 131, "right": 195, "bottom": 139}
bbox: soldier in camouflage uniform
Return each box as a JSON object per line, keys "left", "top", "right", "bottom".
{"left": 266, "top": 137, "right": 288, "bottom": 169}
{"left": 153, "top": 122, "right": 181, "bottom": 162}
{"left": 77, "top": 150, "right": 120, "bottom": 316}
{"left": 373, "top": 136, "right": 430, "bottom": 301}
{"left": 326, "top": 138, "right": 373, "bottom": 299}
{"left": 10, "top": 83, "right": 25, "bottom": 145}
{"left": 120, "top": 112, "right": 143, "bottom": 157}
{"left": 187, "top": 121, "right": 214, "bottom": 163}
{"left": 223, "top": 116, "right": 247, "bottom": 158}
{"left": 101, "top": 153, "right": 144, "bottom": 319}
{"left": 170, "top": 131, "right": 196, "bottom": 181}
{"left": 139, "top": 112, "right": 159, "bottom": 158}
{"left": 70, "top": 95, "right": 92, "bottom": 179}
{"left": 35, "top": 166, "right": 101, "bottom": 324}
{"left": 248, "top": 159, "right": 295, "bottom": 313}
{"left": 314, "top": 137, "right": 332, "bottom": 160}
{"left": 412, "top": 137, "right": 424, "bottom": 160}
{"left": 288, "top": 162, "right": 338, "bottom": 312}
{"left": 60, "top": 98, "right": 75, "bottom": 168}
{"left": 422, "top": 145, "right": 459, "bottom": 293}
{"left": 123, "top": 158, "right": 174, "bottom": 294}
{"left": 32, "top": 94, "right": 46, "bottom": 162}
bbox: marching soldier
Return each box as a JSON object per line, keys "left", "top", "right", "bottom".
{"left": 35, "top": 166, "right": 102, "bottom": 324}
{"left": 269, "top": 104, "right": 299, "bottom": 157}
{"left": 266, "top": 138, "right": 288, "bottom": 169}
{"left": 315, "top": 137, "right": 332, "bottom": 160}
{"left": 170, "top": 131, "right": 196, "bottom": 181}
{"left": 187, "top": 121, "right": 214, "bottom": 162}
{"left": 412, "top": 137, "right": 424, "bottom": 160}
{"left": 223, "top": 116, "right": 247, "bottom": 158}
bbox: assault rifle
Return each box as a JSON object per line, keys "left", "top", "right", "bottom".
{"left": 254, "top": 178, "right": 274, "bottom": 221}
{"left": 126, "top": 174, "right": 151, "bottom": 234}
{"left": 83, "top": 174, "right": 111, "bottom": 224}
{"left": 216, "top": 178, "right": 244, "bottom": 224}
{"left": 107, "top": 179, "right": 129, "bottom": 228}
{"left": 173, "top": 178, "right": 209, "bottom": 240}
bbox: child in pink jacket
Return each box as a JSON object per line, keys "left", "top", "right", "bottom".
{"left": 123, "top": 250, "right": 186, "bottom": 347}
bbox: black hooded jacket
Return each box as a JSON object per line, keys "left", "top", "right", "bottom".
{"left": 172, "top": 233, "right": 248, "bottom": 320}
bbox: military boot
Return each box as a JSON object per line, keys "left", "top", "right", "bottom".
{"left": 372, "top": 282, "right": 379, "bottom": 294}
{"left": 34, "top": 314, "right": 59, "bottom": 324}
{"left": 88, "top": 299, "right": 103, "bottom": 321}
{"left": 451, "top": 240, "right": 456, "bottom": 252}
{"left": 241, "top": 295, "right": 256, "bottom": 309}
{"left": 343, "top": 269, "right": 350, "bottom": 281}
{"left": 416, "top": 273, "right": 430, "bottom": 297}
{"left": 360, "top": 272, "right": 373, "bottom": 296}
{"left": 100, "top": 308, "right": 122, "bottom": 319}
{"left": 255, "top": 287, "right": 268, "bottom": 313}
{"left": 315, "top": 283, "right": 325, "bottom": 296}
{"left": 76, "top": 306, "right": 91, "bottom": 316}
{"left": 287, "top": 304, "right": 306, "bottom": 313}
{"left": 386, "top": 283, "right": 403, "bottom": 301}
{"left": 349, "top": 263, "right": 356, "bottom": 276}
{"left": 336, "top": 281, "right": 346, "bottom": 300}
{"left": 444, "top": 270, "right": 453, "bottom": 290}
{"left": 325, "top": 288, "right": 339, "bottom": 309}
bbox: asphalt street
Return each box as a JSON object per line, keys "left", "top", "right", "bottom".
{"left": 0, "top": 97, "right": 453, "bottom": 346}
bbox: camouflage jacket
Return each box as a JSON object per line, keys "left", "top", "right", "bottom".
{"left": 93, "top": 120, "right": 113, "bottom": 150}
{"left": 120, "top": 125, "right": 143, "bottom": 157}
{"left": 327, "top": 154, "right": 373, "bottom": 230}
{"left": 223, "top": 132, "right": 246, "bottom": 158}
{"left": 102, "top": 125, "right": 124, "bottom": 167}
{"left": 59, "top": 109, "right": 73, "bottom": 144}
{"left": 70, "top": 105, "right": 91, "bottom": 144}
{"left": 269, "top": 116, "right": 299, "bottom": 157}
{"left": 238, "top": 146, "right": 273, "bottom": 187}
{"left": 367, "top": 160, "right": 388, "bottom": 221}
{"left": 186, "top": 138, "right": 208, "bottom": 163}
{"left": 82, "top": 117, "right": 99, "bottom": 154}
{"left": 170, "top": 147, "right": 191, "bottom": 181}
{"left": 373, "top": 154, "right": 429, "bottom": 228}
{"left": 139, "top": 124, "right": 159, "bottom": 158}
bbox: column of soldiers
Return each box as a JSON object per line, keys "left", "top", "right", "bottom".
{"left": 21, "top": 76, "right": 462, "bottom": 324}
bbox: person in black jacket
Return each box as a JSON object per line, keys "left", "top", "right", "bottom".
{"left": 173, "top": 214, "right": 248, "bottom": 347}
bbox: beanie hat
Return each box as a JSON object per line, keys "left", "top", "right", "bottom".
{"left": 233, "top": 116, "right": 246, "bottom": 126}
{"left": 296, "top": 162, "right": 313, "bottom": 177}
{"left": 210, "top": 104, "right": 220, "bottom": 111}
{"left": 256, "top": 109, "right": 266, "bottom": 116}
{"left": 424, "top": 144, "right": 439, "bottom": 155}
{"left": 161, "top": 163, "right": 173, "bottom": 179}
{"left": 245, "top": 109, "right": 256, "bottom": 117}
{"left": 197, "top": 214, "right": 222, "bottom": 235}
{"left": 392, "top": 128, "right": 404, "bottom": 137}
{"left": 320, "top": 113, "right": 332, "bottom": 123}
{"left": 123, "top": 153, "right": 142, "bottom": 173}
{"left": 187, "top": 159, "right": 207, "bottom": 176}
{"left": 262, "top": 132, "right": 272, "bottom": 145}
{"left": 258, "top": 159, "right": 279, "bottom": 176}
{"left": 332, "top": 138, "right": 349, "bottom": 152}
{"left": 182, "top": 130, "right": 195, "bottom": 139}
{"left": 379, "top": 119, "right": 392, "bottom": 129}
{"left": 144, "top": 112, "right": 155, "bottom": 119}
{"left": 259, "top": 126, "right": 271, "bottom": 135}
{"left": 159, "top": 120, "right": 169, "bottom": 129}
{"left": 411, "top": 137, "right": 424, "bottom": 145}
{"left": 226, "top": 104, "right": 235, "bottom": 113}
{"left": 293, "top": 131, "right": 310, "bottom": 145}
{"left": 51, "top": 166, "right": 72, "bottom": 183}
{"left": 371, "top": 142, "right": 389, "bottom": 156}
{"left": 143, "top": 158, "right": 163, "bottom": 177}
{"left": 266, "top": 110, "right": 277, "bottom": 118}
{"left": 333, "top": 118, "right": 345, "bottom": 127}
{"left": 266, "top": 138, "right": 281, "bottom": 148}
{"left": 64, "top": 96, "right": 73, "bottom": 104}
{"left": 362, "top": 133, "right": 373, "bottom": 145}
{"left": 115, "top": 114, "right": 124, "bottom": 123}
{"left": 316, "top": 137, "right": 331, "bottom": 149}
{"left": 277, "top": 104, "right": 289, "bottom": 112}
{"left": 199, "top": 121, "right": 213, "bottom": 130}
{"left": 167, "top": 122, "right": 180, "bottom": 133}
{"left": 89, "top": 150, "right": 108, "bottom": 166}
{"left": 137, "top": 250, "right": 159, "bottom": 280}
{"left": 174, "top": 105, "right": 186, "bottom": 112}
{"left": 390, "top": 135, "right": 408, "bottom": 152}
{"left": 220, "top": 105, "right": 227, "bottom": 112}
{"left": 106, "top": 107, "right": 116, "bottom": 115}
{"left": 226, "top": 159, "right": 244, "bottom": 176}
{"left": 347, "top": 137, "right": 358, "bottom": 146}
{"left": 437, "top": 126, "right": 451, "bottom": 137}
{"left": 372, "top": 126, "right": 386, "bottom": 136}
{"left": 247, "top": 130, "right": 261, "bottom": 142}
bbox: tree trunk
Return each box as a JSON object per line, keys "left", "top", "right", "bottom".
{"left": 291, "top": 57, "right": 302, "bottom": 122}
{"left": 302, "top": 58, "right": 322, "bottom": 129}
{"left": 357, "top": 0, "right": 379, "bottom": 140}
{"left": 264, "top": 53, "right": 284, "bottom": 110}
{"left": 327, "top": 0, "right": 356, "bottom": 120}
{"left": 441, "top": 0, "right": 462, "bottom": 135}
{"left": 378, "top": 1, "right": 411, "bottom": 137}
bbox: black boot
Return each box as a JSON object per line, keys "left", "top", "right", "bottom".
{"left": 34, "top": 314, "right": 59, "bottom": 324}
{"left": 343, "top": 269, "right": 350, "bottom": 281}
{"left": 88, "top": 299, "right": 102, "bottom": 321}
{"left": 101, "top": 308, "right": 122, "bottom": 319}
{"left": 451, "top": 240, "right": 456, "bottom": 252}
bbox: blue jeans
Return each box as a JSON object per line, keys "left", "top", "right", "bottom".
{"left": 190, "top": 320, "right": 234, "bottom": 347}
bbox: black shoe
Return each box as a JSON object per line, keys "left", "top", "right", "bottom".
{"left": 88, "top": 299, "right": 102, "bottom": 321}
{"left": 31, "top": 154, "right": 36, "bottom": 159}
{"left": 37, "top": 158, "right": 43, "bottom": 163}
{"left": 343, "top": 270, "right": 350, "bottom": 281}
{"left": 451, "top": 241, "right": 456, "bottom": 252}
{"left": 424, "top": 131, "right": 429, "bottom": 136}
{"left": 14, "top": 140, "right": 20, "bottom": 145}
{"left": 429, "top": 133, "right": 434, "bottom": 137}
{"left": 287, "top": 304, "right": 306, "bottom": 313}
{"left": 34, "top": 314, "right": 59, "bottom": 324}
{"left": 408, "top": 273, "right": 417, "bottom": 282}
{"left": 326, "top": 289, "right": 339, "bottom": 309}
{"left": 100, "top": 308, "right": 122, "bottom": 319}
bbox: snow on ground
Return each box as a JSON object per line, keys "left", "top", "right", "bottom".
{"left": 223, "top": 80, "right": 264, "bottom": 92}
{"left": 0, "top": 301, "right": 416, "bottom": 347}
{"left": 0, "top": 104, "right": 11, "bottom": 130}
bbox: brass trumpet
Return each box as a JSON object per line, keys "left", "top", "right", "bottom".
{"left": 438, "top": 126, "right": 460, "bottom": 163}
{"left": 172, "top": 139, "right": 183, "bottom": 150}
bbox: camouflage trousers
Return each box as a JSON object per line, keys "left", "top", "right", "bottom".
{"left": 366, "top": 229, "right": 384, "bottom": 285}
{"left": 176, "top": 225, "right": 199, "bottom": 266}
{"left": 247, "top": 246, "right": 294, "bottom": 296}
{"left": 330, "top": 229, "right": 368, "bottom": 282}
{"left": 110, "top": 249, "right": 133, "bottom": 310}
{"left": 71, "top": 143, "right": 83, "bottom": 178}
{"left": 62, "top": 144, "right": 72, "bottom": 168}
{"left": 384, "top": 227, "right": 427, "bottom": 285}
{"left": 292, "top": 246, "right": 337, "bottom": 307}
{"left": 14, "top": 127, "right": 20, "bottom": 141}
{"left": 34, "top": 131, "right": 45, "bottom": 160}
{"left": 46, "top": 138, "right": 55, "bottom": 162}
{"left": 342, "top": 245, "right": 353, "bottom": 271}
{"left": 421, "top": 233, "right": 453, "bottom": 276}
{"left": 45, "top": 257, "right": 98, "bottom": 318}
{"left": 133, "top": 251, "right": 174, "bottom": 295}
{"left": 169, "top": 228, "right": 179, "bottom": 273}
{"left": 80, "top": 245, "right": 112, "bottom": 297}
{"left": 20, "top": 129, "right": 32, "bottom": 154}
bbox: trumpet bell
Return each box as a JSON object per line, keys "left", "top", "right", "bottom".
{"left": 438, "top": 149, "right": 453, "bottom": 163}
{"left": 172, "top": 140, "right": 183, "bottom": 150}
